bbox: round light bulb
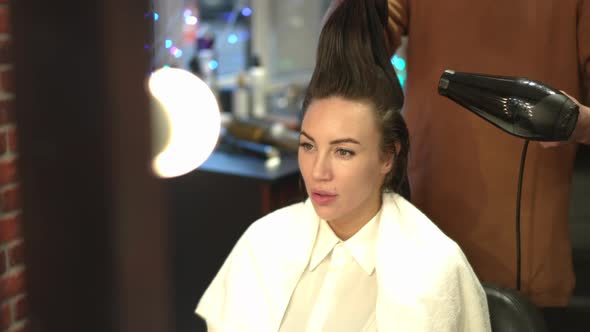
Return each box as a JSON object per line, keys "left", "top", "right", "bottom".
{"left": 148, "top": 67, "right": 220, "bottom": 178}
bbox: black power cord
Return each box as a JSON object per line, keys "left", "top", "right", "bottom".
{"left": 516, "top": 139, "right": 530, "bottom": 291}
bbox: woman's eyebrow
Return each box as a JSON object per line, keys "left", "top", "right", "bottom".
{"left": 300, "top": 131, "right": 315, "bottom": 142}
{"left": 329, "top": 138, "right": 361, "bottom": 145}
{"left": 300, "top": 131, "right": 360, "bottom": 145}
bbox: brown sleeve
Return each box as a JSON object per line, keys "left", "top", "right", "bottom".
{"left": 579, "top": 0, "right": 590, "bottom": 104}
{"left": 385, "top": 0, "right": 409, "bottom": 56}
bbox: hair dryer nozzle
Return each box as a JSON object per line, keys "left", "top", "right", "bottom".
{"left": 438, "top": 70, "right": 579, "bottom": 141}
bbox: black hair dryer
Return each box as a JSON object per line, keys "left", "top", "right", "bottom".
{"left": 438, "top": 70, "right": 579, "bottom": 141}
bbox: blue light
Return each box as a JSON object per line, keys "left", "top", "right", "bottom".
{"left": 397, "top": 75, "right": 405, "bottom": 87}
{"left": 241, "top": 7, "right": 253, "bottom": 17}
{"left": 154, "top": 12, "right": 159, "bottom": 21}
{"left": 391, "top": 55, "right": 406, "bottom": 71}
{"left": 227, "top": 34, "right": 239, "bottom": 44}
{"left": 221, "top": 13, "right": 234, "bottom": 22}
{"left": 165, "top": 39, "right": 173, "bottom": 49}
{"left": 173, "top": 49, "right": 184, "bottom": 58}
{"left": 208, "top": 60, "right": 219, "bottom": 71}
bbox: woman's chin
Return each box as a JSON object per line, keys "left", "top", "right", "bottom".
{"left": 311, "top": 203, "right": 339, "bottom": 221}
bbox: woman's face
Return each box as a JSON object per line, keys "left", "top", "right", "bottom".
{"left": 298, "top": 96, "right": 393, "bottom": 227}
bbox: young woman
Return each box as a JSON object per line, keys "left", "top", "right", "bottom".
{"left": 196, "top": 1, "right": 491, "bottom": 331}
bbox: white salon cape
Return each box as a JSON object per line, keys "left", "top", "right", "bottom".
{"left": 196, "top": 193, "right": 491, "bottom": 332}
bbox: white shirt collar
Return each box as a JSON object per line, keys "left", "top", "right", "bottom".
{"left": 308, "top": 219, "right": 340, "bottom": 272}
{"left": 308, "top": 209, "right": 381, "bottom": 275}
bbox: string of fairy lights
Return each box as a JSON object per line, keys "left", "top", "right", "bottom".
{"left": 145, "top": 2, "right": 406, "bottom": 87}
{"left": 145, "top": 1, "right": 252, "bottom": 71}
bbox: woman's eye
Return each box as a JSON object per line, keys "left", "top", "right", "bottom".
{"left": 299, "top": 142, "right": 314, "bottom": 151}
{"left": 336, "top": 149, "right": 355, "bottom": 157}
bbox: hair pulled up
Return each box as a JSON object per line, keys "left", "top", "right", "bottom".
{"left": 303, "top": 0, "right": 410, "bottom": 196}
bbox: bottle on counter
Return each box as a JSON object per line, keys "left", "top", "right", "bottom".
{"left": 248, "top": 55, "right": 268, "bottom": 119}
{"left": 232, "top": 71, "right": 250, "bottom": 120}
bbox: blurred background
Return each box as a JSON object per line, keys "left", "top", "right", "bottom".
{"left": 1, "top": 0, "right": 587, "bottom": 332}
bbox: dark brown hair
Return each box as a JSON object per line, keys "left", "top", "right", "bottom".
{"left": 302, "top": 0, "right": 410, "bottom": 195}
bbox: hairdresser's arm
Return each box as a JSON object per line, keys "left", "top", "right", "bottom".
{"left": 540, "top": 92, "right": 590, "bottom": 147}
{"left": 571, "top": 101, "right": 590, "bottom": 145}
{"left": 385, "top": 0, "right": 409, "bottom": 55}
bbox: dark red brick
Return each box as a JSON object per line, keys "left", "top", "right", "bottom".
{"left": 0, "top": 7, "right": 11, "bottom": 34}
{"left": 0, "top": 68, "right": 13, "bottom": 93}
{"left": 0, "top": 249, "right": 5, "bottom": 275}
{"left": 8, "top": 240, "right": 23, "bottom": 267}
{"left": 8, "top": 126, "right": 15, "bottom": 152}
{"left": 0, "top": 302, "right": 10, "bottom": 330}
{"left": 0, "top": 157, "right": 17, "bottom": 185}
{"left": 0, "top": 130, "right": 7, "bottom": 154}
{"left": 0, "top": 213, "right": 19, "bottom": 243}
{"left": 0, "top": 268, "right": 26, "bottom": 299}
{"left": 0, "top": 185, "right": 18, "bottom": 212}
{"left": 14, "top": 295, "right": 26, "bottom": 321}
{"left": 0, "top": 99, "right": 14, "bottom": 125}
{"left": 0, "top": 38, "right": 12, "bottom": 63}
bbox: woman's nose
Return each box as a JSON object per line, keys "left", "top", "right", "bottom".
{"left": 311, "top": 153, "right": 332, "bottom": 181}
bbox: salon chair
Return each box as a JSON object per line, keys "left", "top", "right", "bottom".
{"left": 483, "top": 283, "right": 548, "bottom": 332}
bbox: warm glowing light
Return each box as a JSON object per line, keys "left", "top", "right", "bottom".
{"left": 185, "top": 15, "right": 198, "bottom": 25}
{"left": 148, "top": 67, "right": 221, "bottom": 178}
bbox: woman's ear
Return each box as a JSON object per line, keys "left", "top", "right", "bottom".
{"left": 380, "top": 141, "right": 401, "bottom": 174}
{"left": 381, "top": 156, "right": 394, "bottom": 175}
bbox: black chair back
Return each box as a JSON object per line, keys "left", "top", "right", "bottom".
{"left": 483, "top": 284, "right": 548, "bottom": 332}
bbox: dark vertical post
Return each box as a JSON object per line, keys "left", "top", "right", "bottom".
{"left": 12, "top": 0, "right": 173, "bottom": 331}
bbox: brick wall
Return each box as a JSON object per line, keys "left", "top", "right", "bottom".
{"left": 0, "top": 1, "right": 26, "bottom": 332}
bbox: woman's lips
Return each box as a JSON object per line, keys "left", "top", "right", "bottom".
{"left": 311, "top": 191, "right": 337, "bottom": 205}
